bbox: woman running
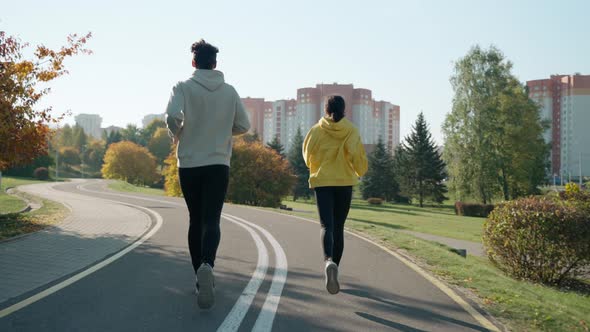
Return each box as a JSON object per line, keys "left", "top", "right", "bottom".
{"left": 302, "top": 95, "right": 368, "bottom": 294}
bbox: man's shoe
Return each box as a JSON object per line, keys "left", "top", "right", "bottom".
{"left": 196, "top": 263, "right": 215, "bottom": 309}
{"left": 325, "top": 260, "right": 340, "bottom": 295}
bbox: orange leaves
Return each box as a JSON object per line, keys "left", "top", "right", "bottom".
{"left": 0, "top": 31, "right": 92, "bottom": 170}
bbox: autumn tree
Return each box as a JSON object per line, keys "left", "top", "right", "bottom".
{"left": 101, "top": 141, "right": 158, "bottom": 185}
{"left": 148, "top": 127, "right": 172, "bottom": 168}
{"left": 0, "top": 31, "right": 92, "bottom": 188}
{"left": 82, "top": 140, "right": 105, "bottom": 171}
{"left": 163, "top": 146, "right": 182, "bottom": 197}
{"left": 227, "top": 137, "right": 295, "bottom": 207}
{"left": 72, "top": 125, "right": 88, "bottom": 151}
{"left": 141, "top": 119, "right": 166, "bottom": 145}
{"left": 59, "top": 147, "right": 81, "bottom": 168}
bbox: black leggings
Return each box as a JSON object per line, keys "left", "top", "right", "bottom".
{"left": 179, "top": 165, "right": 229, "bottom": 273}
{"left": 314, "top": 186, "right": 353, "bottom": 266}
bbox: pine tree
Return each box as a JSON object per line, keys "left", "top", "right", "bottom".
{"left": 361, "top": 137, "right": 398, "bottom": 201}
{"left": 267, "top": 136, "right": 285, "bottom": 157}
{"left": 288, "top": 127, "right": 311, "bottom": 201}
{"left": 398, "top": 112, "right": 447, "bottom": 207}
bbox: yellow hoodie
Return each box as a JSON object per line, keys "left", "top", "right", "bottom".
{"left": 302, "top": 117, "right": 368, "bottom": 188}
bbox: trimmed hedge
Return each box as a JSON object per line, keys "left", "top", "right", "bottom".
{"left": 483, "top": 196, "right": 590, "bottom": 285}
{"left": 454, "top": 201, "right": 495, "bottom": 217}
{"left": 367, "top": 197, "right": 384, "bottom": 205}
{"left": 33, "top": 167, "right": 49, "bottom": 180}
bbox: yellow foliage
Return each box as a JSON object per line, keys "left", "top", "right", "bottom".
{"left": 163, "top": 146, "right": 182, "bottom": 197}
{"left": 101, "top": 141, "right": 158, "bottom": 185}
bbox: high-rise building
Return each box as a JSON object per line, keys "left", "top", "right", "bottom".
{"left": 527, "top": 74, "right": 590, "bottom": 179}
{"left": 142, "top": 113, "right": 165, "bottom": 128}
{"left": 243, "top": 82, "right": 401, "bottom": 155}
{"left": 241, "top": 97, "right": 266, "bottom": 137}
{"left": 74, "top": 114, "right": 102, "bottom": 139}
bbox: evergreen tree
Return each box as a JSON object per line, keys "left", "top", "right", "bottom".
{"left": 267, "top": 135, "right": 285, "bottom": 157}
{"left": 120, "top": 124, "right": 144, "bottom": 145}
{"left": 361, "top": 137, "right": 398, "bottom": 201}
{"left": 60, "top": 124, "right": 74, "bottom": 146}
{"left": 141, "top": 119, "right": 166, "bottom": 145}
{"left": 72, "top": 125, "right": 88, "bottom": 151}
{"left": 398, "top": 112, "right": 447, "bottom": 207}
{"left": 288, "top": 127, "right": 311, "bottom": 201}
{"left": 105, "top": 130, "right": 122, "bottom": 147}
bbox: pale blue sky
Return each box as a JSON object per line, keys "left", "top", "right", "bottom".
{"left": 3, "top": 0, "right": 589, "bottom": 143}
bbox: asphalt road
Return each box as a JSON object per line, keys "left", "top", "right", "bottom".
{"left": 0, "top": 180, "right": 499, "bottom": 331}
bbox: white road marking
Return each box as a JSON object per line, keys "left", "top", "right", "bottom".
{"left": 246, "top": 206, "right": 501, "bottom": 332}
{"left": 0, "top": 183, "right": 163, "bottom": 319}
{"left": 223, "top": 214, "right": 288, "bottom": 332}
{"left": 217, "top": 215, "right": 269, "bottom": 332}
{"left": 78, "top": 181, "right": 289, "bottom": 331}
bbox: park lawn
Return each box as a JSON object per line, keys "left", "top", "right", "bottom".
{"left": 0, "top": 176, "right": 49, "bottom": 215}
{"left": 108, "top": 180, "right": 167, "bottom": 196}
{"left": 276, "top": 207, "right": 590, "bottom": 332}
{"left": 283, "top": 198, "right": 485, "bottom": 243}
{"left": 0, "top": 177, "right": 69, "bottom": 240}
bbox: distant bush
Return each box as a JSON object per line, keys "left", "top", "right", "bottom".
{"left": 454, "top": 202, "right": 494, "bottom": 217}
{"left": 101, "top": 141, "right": 158, "bottom": 186}
{"left": 227, "top": 137, "right": 295, "bottom": 207}
{"left": 163, "top": 146, "right": 182, "bottom": 197}
{"left": 483, "top": 196, "right": 590, "bottom": 285}
{"left": 33, "top": 167, "right": 49, "bottom": 180}
{"left": 367, "top": 197, "right": 383, "bottom": 205}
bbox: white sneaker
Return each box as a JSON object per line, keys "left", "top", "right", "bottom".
{"left": 196, "top": 263, "right": 215, "bottom": 309}
{"left": 325, "top": 260, "right": 340, "bottom": 294}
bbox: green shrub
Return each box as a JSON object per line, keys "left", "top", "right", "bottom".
{"left": 367, "top": 197, "right": 383, "bottom": 205}
{"left": 454, "top": 201, "right": 495, "bottom": 217}
{"left": 483, "top": 196, "right": 590, "bottom": 285}
{"left": 33, "top": 167, "right": 49, "bottom": 180}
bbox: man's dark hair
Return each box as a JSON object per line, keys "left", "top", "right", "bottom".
{"left": 191, "top": 39, "right": 219, "bottom": 70}
{"left": 325, "top": 95, "right": 346, "bottom": 122}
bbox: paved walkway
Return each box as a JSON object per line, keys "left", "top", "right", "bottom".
{"left": 401, "top": 230, "right": 485, "bottom": 257}
{"left": 0, "top": 180, "right": 152, "bottom": 305}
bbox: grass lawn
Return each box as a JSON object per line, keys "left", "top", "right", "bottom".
{"left": 0, "top": 176, "right": 50, "bottom": 215}
{"left": 0, "top": 176, "right": 68, "bottom": 240}
{"left": 108, "top": 180, "right": 167, "bottom": 196}
{"left": 108, "top": 182, "right": 590, "bottom": 331}
{"left": 284, "top": 198, "right": 485, "bottom": 243}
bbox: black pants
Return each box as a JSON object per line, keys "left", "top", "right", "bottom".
{"left": 179, "top": 165, "right": 229, "bottom": 273}
{"left": 314, "top": 186, "right": 353, "bottom": 266}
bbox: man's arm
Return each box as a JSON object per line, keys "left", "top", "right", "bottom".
{"left": 165, "top": 83, "right": 184, "bottom": 140}
{"left": 232, "top": 95, "right": 251, "bottom": 135}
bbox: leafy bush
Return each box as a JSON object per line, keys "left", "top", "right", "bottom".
{"left": 101, "top": 141, "right": 158, "bottom": 186}
{"left": 33, "top": 167, "right": 49, "bottom": 180}
{"left": 163, "top": 146, "right": 182, "bottom": 197}
{"left": 565, "top": 182, "right": 580, "bottom": 194}
{"left": 483, "top": 196, "right": 590, "bottom": 285}
{"left": 227, "top": 137, "right": 295, "bottom": 207}
{"left": 454, "top": 202, "right": 495, "bottom": 217}
{"left": 367, "top": 197, "right": 383, "bottom": 205}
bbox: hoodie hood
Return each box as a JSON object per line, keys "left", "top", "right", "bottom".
{"left": 190, "top": 70, "right": 225, "bottom": 91}
{"left": 318, "top": 117, "right": 354, "bottom": 139}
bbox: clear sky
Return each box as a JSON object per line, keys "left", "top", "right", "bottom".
{"left": 3, "top": 0, "right": 589, "bottom": 144}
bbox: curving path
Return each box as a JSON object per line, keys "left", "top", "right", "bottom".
{"left": 0, "top": 180, "right": 501, "bottom": 331}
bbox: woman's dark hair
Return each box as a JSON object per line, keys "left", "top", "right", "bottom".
{"left": 325, "top": 95, "right": 346, "bottom": 122}
{"left": 191, "top": 39, "right": 219, "bottom": 70}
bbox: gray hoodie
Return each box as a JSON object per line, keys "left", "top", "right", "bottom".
{"left": 165, "top": 70, "right": 251, "bottom": 168}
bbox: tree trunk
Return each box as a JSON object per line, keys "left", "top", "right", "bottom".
{"left": 0, "top": 170, "right": 2, "bottom": 192}
{"left": 500, "top": 166, "right": 510, "bottom": 201}
{"left": 419, "top": 180, "right": 424, "bottom": 207}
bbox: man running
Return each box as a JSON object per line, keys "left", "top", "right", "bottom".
{"left": 165, "top": 39, "right": 250, "bottom": 309}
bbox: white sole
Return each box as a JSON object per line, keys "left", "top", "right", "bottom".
{"left": 196, "top": 265, "right": 215, "bottom": 309}
{"left": 325, "top": 262, "right": 340, "bottom": 295}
